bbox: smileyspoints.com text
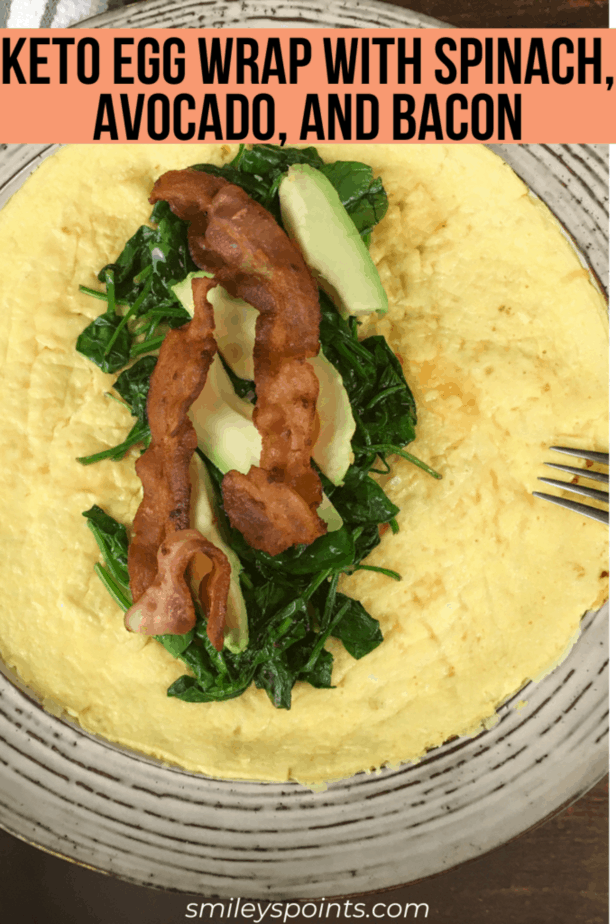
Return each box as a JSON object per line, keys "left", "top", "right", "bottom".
{"left": 186, "top": 899, "right": 429, "bottom": 921}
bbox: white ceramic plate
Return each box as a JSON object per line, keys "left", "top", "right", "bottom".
{"left": 0, "top": 1, "right": 608, "bottom": 896}
{"left": 0, "top": 137, "right": 608, "bottom": 900}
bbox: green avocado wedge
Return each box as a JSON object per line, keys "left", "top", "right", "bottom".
{"left": 189, "top": 352, "right": 263, "bottom": 475}
{"left": 279, "top": 164, "right": 389, "bottom": 319}
{"left": 309, "top": 351, "right": 355, "bottom": 486}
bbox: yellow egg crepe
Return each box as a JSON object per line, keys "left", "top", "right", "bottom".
{"left": 0, "top": 144, "right": 608, "bottom": 785}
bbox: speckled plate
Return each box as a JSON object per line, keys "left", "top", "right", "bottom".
{"left": 75, "top": 0, "right": 448, "bottom": 31}
{"left": 0, "top": 11, "right": 608, "bottom": 886}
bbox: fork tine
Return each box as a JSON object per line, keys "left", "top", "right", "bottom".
{"left": 532, "top": 492, "right": 609, "bottom": 525}
{"left": 550, "top": 446, "right": 609, "bottom": 466}
{"left": 544, "top": 462, "right": 608, "bottom": 484}
{"left": 537, "top": 477, "right": 609, "bottom": 503}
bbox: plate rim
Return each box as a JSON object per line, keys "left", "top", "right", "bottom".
{"left": 73, "top": 0, "right": 451, "bottom": 30}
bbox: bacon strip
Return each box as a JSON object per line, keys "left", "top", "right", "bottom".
{"left": 150, "top": 169, "right": 326, "bottom": 556}
{"left": 127, "top": 276, "right": 230, "bottom": 648}
{"left": 125, "top": 529, "right": 231, "bottom": 648}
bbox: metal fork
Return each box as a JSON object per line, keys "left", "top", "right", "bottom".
{"left": 533, "top": 447, "right": 609, "bottom": 525}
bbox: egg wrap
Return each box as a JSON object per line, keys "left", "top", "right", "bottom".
{"left": 0, "top": 144, "right": 608, "bottom": 785}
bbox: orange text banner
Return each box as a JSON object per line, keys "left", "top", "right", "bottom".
{"left": 1, "top": 29, "right": 614, "bottom": 143}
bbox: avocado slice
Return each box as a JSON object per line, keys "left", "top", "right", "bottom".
{"left": 189, "top": 353, "right": 262, "bottom": 475}
{"left": 199, "top": 286, "right": 355, "bottom": 486}
{"left": 174, "top": 272, "right": 257, "bottom": 382}
{"left": 209, "top": 286, "right": 257, "bottom": 382}
{"left": 279, "top": 163, "right": 388, "bottom": 319}
{"left": 173, "top": 273, "right": 260, "bottom": 473}
{"left": 309, "top": 352, "right": 355, "bottom": 486}
{"left": 188, "top": 355, "right": 343, "bottom": 532}
{"left": 171, "top": 269, "right": 212, "bottom": 310}
{"left": 189, "top": 453, "right": 248, "bottom": 653}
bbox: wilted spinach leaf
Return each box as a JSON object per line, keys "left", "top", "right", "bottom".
{"left": 76, "top": 279, "right": 132, "bottom": 376}
{"left": 82, "top": 505, "right": 129, "bottom": 583}
{"left": 330, "top": 469, "right": 399, "bottom": 526}
{"left": 157, "top": 630, "right": 197, "bottom": 659}
{"left": 114, "top": 356, "right": 158, "bottom": 424}
{"left": 311, "top": 585, "right": 383, "bottom": 660}
{"left": 320, "top": 160, "right": 388, "bottom": 239}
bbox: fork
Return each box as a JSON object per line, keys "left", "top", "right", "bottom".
{"left": 533, "top": 447, "right": 609, "bottom": 525}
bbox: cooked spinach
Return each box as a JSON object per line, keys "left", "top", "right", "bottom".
{"left": 77, "top": 356, "right": 157, "bottom": 465}
{"left": 78, "top": 145, "right": 435, "bottom": 708}
{"left": 319, "top": 160, "right": 389, "bottom": 240}
{"left": 82, "top": 502, "right": 374, "bottom": 709}
{"left": 114, "top": 356, "right": 158, "bottom": 423}
{"left": 77, "top": 421, "right": 151, "bottom": 467}
{"left": 76, "top": 202, "right": 193, "bottom": 377}
{"left": 329, "top": 595, "right": 384, "bottom": 660}
{"left": 82, "top": 505, "right": 131, "bottom": 611}
{"left": 76, "top": 269, "right": 132, "bottom": 374}
{"left": 83, "top": 505, "right": 129, "bottom": 583}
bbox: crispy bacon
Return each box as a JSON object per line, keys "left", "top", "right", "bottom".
{"left": 150, "top": 169, "right": 326, "bottom": 556}
{"left": 125, "top": 529, "right": 231, "bottom": 648}
{"left": 127, "top": 276, "right": 229, "bottom": 648}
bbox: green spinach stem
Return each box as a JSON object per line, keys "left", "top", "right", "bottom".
{"left": 104, "top": 284, "right": 150, "bottom": 356}
{"left": 357, "top": 444, "right": 441, "bottom": 479}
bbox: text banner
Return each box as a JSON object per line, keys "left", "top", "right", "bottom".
{"left": 1, "top": 29, "right": 614, "bottom": 143}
